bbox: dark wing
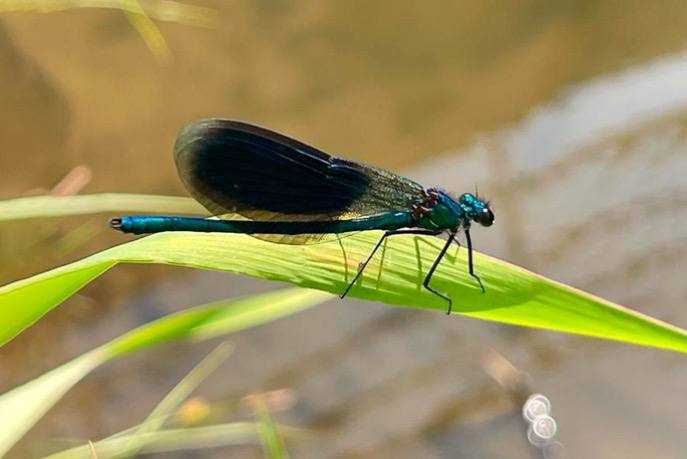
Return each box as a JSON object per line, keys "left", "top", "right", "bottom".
{"left": 174, "top": 119, "right": 425, "bottom": 223}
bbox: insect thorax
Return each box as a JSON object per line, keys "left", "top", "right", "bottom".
{"left": 412, "top": 189, "right": 464, "bottom": 231}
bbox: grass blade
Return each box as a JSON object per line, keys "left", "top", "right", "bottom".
{"left": 253, "top": 398, "right": 290, "bottom": 459}
{"left": 120, "top": 0, "right": 171, "bottom": 61}
{"left": 0, "top": 288, "right": 329, "bottom": 457}
{"left": 1, "top": 231, "right": 686, "bottom": 352}
{"left": 122, "top": 342, "right": 233, "bottom": 456}
{"left": 0, "top": 0, "right": 217, "bottom": 27}
{"left": 0, "top": 350, "right": 105, "bottom": 459}
{"left": 43, "top": 423, "right": 288, "bottom": 459}
{"left": 0, "top": 194, "right": 202, "bottom": 221}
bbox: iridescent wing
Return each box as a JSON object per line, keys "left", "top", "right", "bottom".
{"left": 174, "top": 119, "right": 425, "bottom": 243}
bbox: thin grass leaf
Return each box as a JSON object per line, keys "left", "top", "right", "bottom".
{"left": 1, "top": 231, "right": 686, "bottom": 352}
{"left": 0, "top": 0, "right": 218, "bottom": 28}
{"left": 0, "top": 288, "right": 329, "bottom": 457}
{"left": 122, "top": 342, "right": 233, "bottom": 457}
{"left": 43, "top": 423, "right": 297, "bottom": 459}
{"left": 0, "top": 194, "right": 203, "bottom": 222}
{"left": 0, "top": 0, "right": 218, "bottom": 59}
{"left": 120, "top": 0, "right": 171, "bottom": 61}
{"left": 252, "top": 398, "right": 290, "bottom": 459}
{"left": 87, "top": 441, "right": 97, "bottom": 459}
{"left": 0, "top": 350, "right": 105, "bottom": 459}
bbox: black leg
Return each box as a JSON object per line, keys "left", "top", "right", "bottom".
{"left": 423, "top": 231, "right": 457, "bottom": 315}
{"left": 340, "top": 229, "right": 442, "bottom": 299}
{"left": 464, "top": 228, "right": 485, "bottom": 293}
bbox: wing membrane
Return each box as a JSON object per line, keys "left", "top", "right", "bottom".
{"left": 174, "top": 119, "right": 425, "bottom": 226}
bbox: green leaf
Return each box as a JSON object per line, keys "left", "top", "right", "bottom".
{"left": 0, "top": 350, "right": 105, "bottom": 458}
{"left": 0, "top": 288, "right": 329, "bottom": 457}
{"left": 0, "top": 194, "right": 202, "bottom": 221}
{"left": 120, "top": 0, "right": 171, "bottom": 61}
{"left": 0, "top": 0, "right": 219, "bottom": 62}
{"left": 43, "top": 423, "right": 291, "bottom": 459}
{"left": 253, "top": 399, "right": 290, "bottom": 459}
{"left": 0, "top": 1, "right": 218, "bottom": 28}
{"left": 122, "top": 342, "right": 233, "bottom": 457}
{"left": 1, "top": 231, "right": 686, "bottom": 352}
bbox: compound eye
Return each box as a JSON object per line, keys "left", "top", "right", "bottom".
{"left": 478, "top": 208, "right": 494, "bottom": 227}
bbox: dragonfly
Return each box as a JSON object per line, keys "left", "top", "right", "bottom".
{"left": 110, "top": 119, "right": 494, "bottom": 314}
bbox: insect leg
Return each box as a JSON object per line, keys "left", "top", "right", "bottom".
{"left": 340, "top": 229, "right": 442, "bottom": 299}
{"left": 464, "top": 228, "right": 485, "bottom": 293}
{"left": 423, "top": 230, "right": 457, "bottom": 314}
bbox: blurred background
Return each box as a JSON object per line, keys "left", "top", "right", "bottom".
{"left": 1, "top": 1, "right": 687, "bottom": 457}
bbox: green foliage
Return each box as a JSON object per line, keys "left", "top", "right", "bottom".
{"left": 44, "top": 423, "right": 293, "bottom": 459}
{"left": 254, "top": 399, "right": 291, "bottom": 459}
{"left": 2, "top": 192, "right": 687, "bottom": 456}
{"left": 43, "top": 341, "right": 301, "bottom": 458}
{"left": 1, "top": 229, "right": 687, "bottom": 352}
{"left": 119, "top": 342, "right": 233, "bottom": 458}
{"left": 0, "top": 0, "right": 218, "bottom": 60}
{"left": 0, "top": 194, "right": 202, "bottom": 222}
{"left": 0, "top": 288, "right": 329, "bottom": 457}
